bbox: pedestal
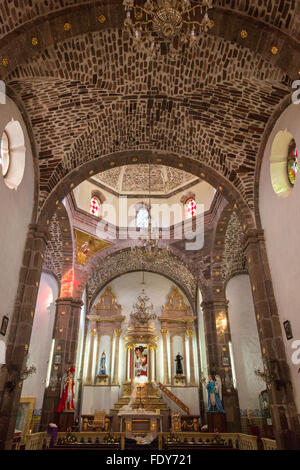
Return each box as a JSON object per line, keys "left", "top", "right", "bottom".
{"left": 173, "top": 375, "right": 186, "bottom": 386}
{"left": 96, "top": 374, "right": 109, "bottom": 385}
{"left": 55, "top": 411, "right": 75, "bottom": 432}
{"left": 207, "top": 412, "right": 227, "bottom": 433}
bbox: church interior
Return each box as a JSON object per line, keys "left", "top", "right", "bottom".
{"left": 0, "top": 0, "right": 299, "bottom": 452}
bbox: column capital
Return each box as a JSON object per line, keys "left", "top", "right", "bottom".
{"left": 161, "top": 328, "right": 168, "bottom": 336}
{"left": 28, "top": 223, "right": 49, "bottom": 243}
{"left": 114, "top": 328, "right": 122, "bottom": 337}
{"left": 55, "top": 297, "right": 83, "bottom": 308}
{"left": 243, "top": 228, "right": 265, "bottom": 249}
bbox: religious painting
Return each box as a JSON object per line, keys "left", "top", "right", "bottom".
{"left": 283, "top": 320, "right": 293, "bottom": 340}
{"left": 134, "top": 345, "right": 148, "bottom": 379}
{"left": 222, "top": 356, "right": 230, "bottom": 366}
{"left": 15, "top": 398, "right": 35, "bottom": 441}
{"left": 0, "top": 315, "right": 9, "bottom": 336}
{"left": 54, "top": 354, "right": 61, "bottom": 364}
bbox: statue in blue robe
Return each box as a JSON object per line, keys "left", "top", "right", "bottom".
{"left": 206, "top": 374, "right": 226, "bottom": 413}
{"left": 98, "top": 351, "right": 106, "bottom": 375}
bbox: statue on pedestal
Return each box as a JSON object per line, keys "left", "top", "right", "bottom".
{"left": 206, "top": 374, "right": 226, "bottom": 413}
{"left": 175, "top": 353, "right": 183, "bottom": 375}
{"left": 55, "top": 366, "right": 75, "bottom": 413}
{"left": 98, "top": 351, "right": 106, "bottom": 375}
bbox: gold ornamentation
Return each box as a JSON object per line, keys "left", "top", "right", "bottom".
{"left": 114, "top": 328, "right": 122, "bottom": 337}
{"left": 24, "top": 344, "right": 29, "bottom": 352}
{"left": 89, "top": 169, "right": 94, "bottom": 175}
{"left": 2, "top": 58, "right": 8, "bottom": 67}
{"left": 31, "top": 37, "right": 39, "bottom": 46}
{"left": 216, "top": 311, "right": 227, "bottom": 334}
{"left": 132, "top": 157, "right": 138, "bottom": 162}
{"left": 64, "top": 22, "right": 71, "bottom": 31}
{"left": 90, "top": 328, "right": 97, "bottom": 337}
{"left": 271, "top": 46, "right": 278, "bottom": 55}
{"left": 178, "top": 162, "right": 184, "bottom": 168}
{"left": 75, "top": 228, "right": 111, "bottom": 265}
{"left": 161, "top": 328, "right": 168, "bottom": 336}
{"left": 98, "top": 14, "right": 106, "bottom": 23}
{"left": 186, "top": 329, "right": 193, "bottom": 337}
{"left": 110, "top": 161, "right": 115, "bottom": 166}
{"left": 240, "top": 30, "right": 248, "bottom": 39}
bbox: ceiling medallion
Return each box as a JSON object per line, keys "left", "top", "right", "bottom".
{"left": 123, "top": 0, "right": 214, "bottom": 56}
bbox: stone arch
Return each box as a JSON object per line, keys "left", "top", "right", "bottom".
{"left": 37, "top": 151, "right": 256, "bottom": 234}
{"left": 85, "top": 248, "right": 199, "bottom": 312}
{"left": 211, "top": 202, "right": 247, "bottom": 291}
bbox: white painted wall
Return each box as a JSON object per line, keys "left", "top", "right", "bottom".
{"left": 259, "top": 102, "right": 300, "bottom": 413}
{"left": 93, "top": 272, "right": 193, "bottom": 387}
{"left": 226, "top": 274, "right": 264, "bottom": 412}
{"left": 84, "top": 272, "right": 198, "bottom": 412}
{"left": 21, "top": 273, "right": 58, "bottom": 411}
{"left": 0, "top": 96, "right": 35, "bottom": 352}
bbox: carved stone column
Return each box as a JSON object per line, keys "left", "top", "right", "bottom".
{"left": 0, "top": 224, "right": 48, "bottom": 450}
{"left": 85, "top": 324, "right": 97, "bottom": 385}
{"left": 40, "top": 296, "right": 83, "bottom": 430}
{"left": 148, "top": 345, "right": 152, "bottom": 382}
{"left": 161, "top": 329, "right": 170, "bottom": 385}
{"left": 112, "top": 329, "right": 121, "bottom": 385}
{"left": 187, "top": 329, "right": 196, "bottom": 386}
{"left": 244, "top": 229, "right": 300, "bottom": 449}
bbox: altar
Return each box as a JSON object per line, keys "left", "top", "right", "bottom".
{"left": 119, "top": 412, "right": 163, "bottom": 438}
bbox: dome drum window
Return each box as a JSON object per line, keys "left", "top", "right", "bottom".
{"left": 90, "top": 196, "right": 101, "bottom": 217}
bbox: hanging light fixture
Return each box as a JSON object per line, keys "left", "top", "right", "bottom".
{"left": 131, "top": 160, "right": 170, "bottom": 263}
{"left": 123, "top": 0, "right": 214, "bottom": 55}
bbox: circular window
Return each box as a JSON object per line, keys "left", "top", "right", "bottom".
{"left": 287, "top": 139, "right": 298, "bottom": 186}
{"left": 0, "top": 131, "right": 10, "bottom": 176}
{"left": 270, "top": 129, "right": 298, "bottom": 198}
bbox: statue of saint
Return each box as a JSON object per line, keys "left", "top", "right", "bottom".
{"left": 206, "top": 374, "right": 226, "bottom": 413}
{"left": 55, "top": 366, "right": 75, "bottom": 413}
{"left": 98, "top": 351, "right": 106, "bottom": 375}
{"left": 175, "top": 352, "right": 183, "bottom": 375}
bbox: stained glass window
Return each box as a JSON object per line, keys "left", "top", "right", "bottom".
{"left": 136, "top": 207, "right": 149, "bottom": 228}
{"left": 0, "top": 131, "right": 10, "bottom": 177}
{"left": 90, "top": 196, "right": 101, "bottom": 217}
{"left": 185, "top": 198, "right": 196, "bottom": 218}
{"left": 287, "top": 139, "right": 298, "bottom": 186}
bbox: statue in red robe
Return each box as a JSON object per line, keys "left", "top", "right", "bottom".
{"left": 55, "top": 366, "right": 75, "bottom": 413}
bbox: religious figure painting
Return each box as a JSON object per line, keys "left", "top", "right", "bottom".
{"left": 134, "top": 345, "right": 148, "bottom": 378}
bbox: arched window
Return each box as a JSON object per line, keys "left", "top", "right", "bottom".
{"left": 136, "top": 206, "right": 149, "bottom": 228}
{"left": 185, "top": 198, "right": 196, "bottom": 218}
{"left": 90, "top": 196, "right": 101, "bottom": 217}
{"left": 0, "top": 131, "right": 10, "bottom": 177}
{"left": 287, "top": 139, "right": 298, "bottom": 186}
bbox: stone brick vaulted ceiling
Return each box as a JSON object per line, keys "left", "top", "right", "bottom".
{"left": 0, "top": 1, "right": 299, "bottom": 215}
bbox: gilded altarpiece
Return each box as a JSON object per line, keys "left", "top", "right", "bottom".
{"left": 86, "top": 286, "right": 125, "bottom": 385}
{"left": 159, "top": 287, "right": 197, "bottom": 387}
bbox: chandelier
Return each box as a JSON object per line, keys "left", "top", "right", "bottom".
{"left": 130, "top": 288, "right": 157, "bottom": 324}
{"left": 131, "top": 161, "right": 170, "bottom": 263}
{"left": 123, "top": 0, "right": 214, "bottom": 54}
